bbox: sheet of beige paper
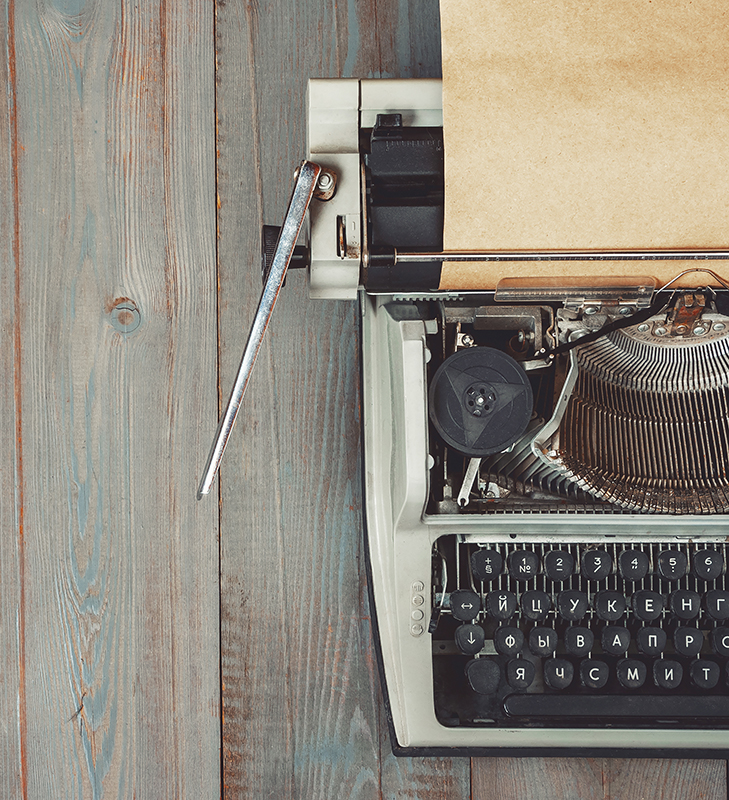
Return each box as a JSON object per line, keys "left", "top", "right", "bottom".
{"left": 439, "top": 0, "right": 729, "bottom": 290}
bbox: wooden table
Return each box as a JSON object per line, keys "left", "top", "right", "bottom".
{"left": 1, "top": 0, "right": 726, "bottom": 796}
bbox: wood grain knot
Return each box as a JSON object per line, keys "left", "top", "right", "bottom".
{"left": 110, "top": 299, "right": 141, "bottom": 333}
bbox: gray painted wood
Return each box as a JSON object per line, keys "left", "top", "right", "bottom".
{"left": 5, "top": 1, "right": 219, "bottom": 796}
{"left": 215, "top": 0, "right": 472, "bottom": 797}
{"left": 603, "top": 758, "right": 727, "bottom": 800}
{"left": 0, "top": 3, "right": 23, "bottom": 796}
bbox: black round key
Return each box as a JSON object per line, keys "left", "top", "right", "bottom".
{"left": 494, "top": 625, "right": 525, "bottom": 656}
{"left": 632, "top": 590, "right": 664, "bottom": 621}
{"left": 581, "top": 549, "right": 612, "bottom": 581}
{"left": 529, "top": 626, "right": 558, "bottom": 656}
{"left": 520, "top": 590, "right": 551, "bottom": 621}
{"left": 581, "top": 659, "right": 609, "bottom": 689}
{"left": 617, "top": 658, "right": 647, "bottom": 689}
{"left": 507, "top": 549, "right": 540, "bottom": 581}
{"left": 594, "top": 590, "right": 626, "bottom": 621}
{"left": 692, "top": 659, "right": 720, "bottom": 689}
{"left": 601, "top": 625, "right": 631, "bottom": 656}
{"left": 653, "top": 658, "right": 683, "bottom": 689}
{"left": 486, "top": 590, "right": 517, "bottom": 620}
{"left": 618, "top": 549, "right": 649, "bottom": 581}
{"left": 706, "top": 590, "right": 729, "bottom": 620}
{"left": 636, "top": 626, "right": 667, "bottom": 656}
{"left": 657, "top": 549, "right": 688, "bottom": 581}
{"left": 506, "top": 658, "right": 535, "bottom": 689}
{"left": 711, "top": 627, "right": 729, "bottom": 656}
{"left": 544, "top": 550, "right": 574, "bottom": 582}
{"left": 471, "top": 549, "right": 503, "bottom": 582}
{"left": 564, "top": 626, "right": 594, "bottom": 657}
{"left": 693, "top": 549, "right": 724, "bottom": 581}
{"left": 466, "top": 658, "right": 501, "bottom": 694}
{"left": 450, "top": 589, "right": 481, "bottom": 621}
{"left": 544, "top": 658, "right": 574, "bottom": 689}
{"left": 455, "top": 623, "right": 485, "bottom": 655}
{"left": 674, "top": 627, "right": 704, "bottom": 657}
{"left": 557, "top": 590, "right": 589, "bottom": 622}
{"left": 669, "top": 589, "right": 701, "bottom": 620}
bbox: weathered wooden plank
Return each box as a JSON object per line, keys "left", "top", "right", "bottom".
{"left": 215, "top": 0, "right": 470, "bottom": 797}
{"left": 0, "top": 1, "right": 24, "bottom": 796}
{"left": 603, "top": 758, "right": 727, "bottom": 800}
{"left": 471, "top": 758, "right": 605, "bottom": 800}
{"left": 9, "top": 0, "right": 219, "bottom": 796}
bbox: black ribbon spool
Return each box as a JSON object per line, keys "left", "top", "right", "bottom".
{"left": 428, "top": 347, "right": 533, "bottom": 458}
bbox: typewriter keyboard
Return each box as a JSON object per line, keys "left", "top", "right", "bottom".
{"left": 431, "top": 538, "right": 729, "bottom": 728}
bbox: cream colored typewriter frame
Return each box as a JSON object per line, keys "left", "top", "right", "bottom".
{"left": 309, "top": 77, "right": 729, "bottom": 753}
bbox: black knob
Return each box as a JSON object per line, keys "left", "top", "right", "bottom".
{"left": 261, "top": 225, "right": 310, "bottom": 286}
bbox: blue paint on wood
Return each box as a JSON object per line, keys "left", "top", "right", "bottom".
{"left": 342, "top": 1, "right": 359, "bottom": 78}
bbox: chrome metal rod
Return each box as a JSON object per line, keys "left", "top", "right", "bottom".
{"left": 198, "top": 160, "right": 322, "bottom": 498}
{"left": 394, "top": 248, "right": 729, "bottom": 262}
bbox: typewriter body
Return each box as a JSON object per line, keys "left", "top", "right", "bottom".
{"left": 306, "top": 78, "right": 729, "bottom": 756}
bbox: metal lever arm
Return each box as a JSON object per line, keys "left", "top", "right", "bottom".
{"left": 198, "top": 160, "right": 323, "bottom": 498}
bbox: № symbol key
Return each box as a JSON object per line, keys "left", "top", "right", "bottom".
{"left": 507, "top": 549, "right": 540, "bottom": 581}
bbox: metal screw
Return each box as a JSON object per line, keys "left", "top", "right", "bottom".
{"left": 461, "top": 334, "right": 475, "bottom": 347}
{"left": 619, "top": 306, "right": 633, "bottom": 316}
{"left": 637, "top": 323, "right": 649, "bottom": 332}
{"left": 693, "top": 325, "right": 707, "bottom": 336}
{"left": 584, "top": 306, "right": 599, "bottom": 315}
{"left": 714, "top": 322, "right": 726, "bottom": 331}
{"left": 675, "top": 324, "right": 688, "bottom": 335}
{"left": 654, "top": 326, "right": 667, "bottom": 336}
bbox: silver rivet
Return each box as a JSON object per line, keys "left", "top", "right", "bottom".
{"left": 412, "top": 581, "right": 425, "bottom": 592}
{"left": 411, "top": 609, "right": 424, "bottom": 621}
{"left": 411, "top": 624, "right": 424, "bottom": 636}
{"left": 412, "top": 594, "right": 424, "bottom": 606}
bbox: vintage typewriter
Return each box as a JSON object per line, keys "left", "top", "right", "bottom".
{"left": 200, "top": 79, "right": 729, "bottom": 756}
